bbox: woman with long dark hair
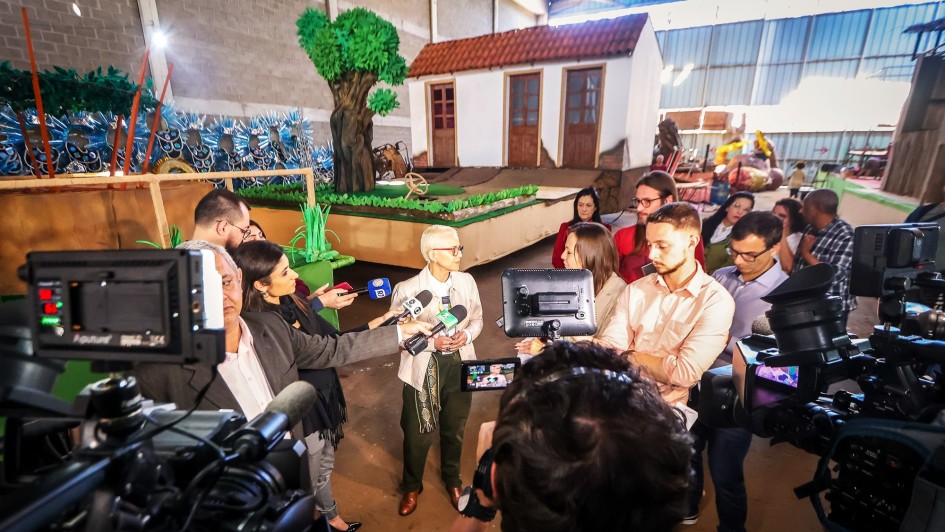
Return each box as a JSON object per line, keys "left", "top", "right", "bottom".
{"left": 701, "top": 191, "right": 754, "bottom": 274}
{"left": 552, "top": 187, "right": 611, "bottom": 268}
{"left": 232, "top": 241, "right": 396, "bottom": 532}
{"left": 518, "top": 222, "right": 627, "bottom": 354}
{"left": 772, "top": 197, "right": 805, "bottom": 273}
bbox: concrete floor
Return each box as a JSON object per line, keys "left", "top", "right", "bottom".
{"left": 324, "top": 189, "right": 879, "bottom": 531}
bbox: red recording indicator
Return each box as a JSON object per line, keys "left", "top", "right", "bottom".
{"left": 38, "top": 288, "right": 53, "bottom": 301}
{"left": 43, "top": 303, "right": 58, "bottom": 315}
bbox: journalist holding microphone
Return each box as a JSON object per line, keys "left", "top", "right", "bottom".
{"left": 390, "top": 225, "right": 484, "bottom": 516}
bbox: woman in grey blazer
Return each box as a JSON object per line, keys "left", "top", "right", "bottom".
{"left": 389, "top": 225, "right": 483, "bottom": 516}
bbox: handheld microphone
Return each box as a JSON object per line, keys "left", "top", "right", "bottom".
{"left": 227, "top": 381, "right": 318, "bottom": 462}
{"left": 381, "top": 290, "right": 434, "bottom": 326}
{"left": 341, "top": 277, "right": 391, "bottom": 299}
{"left": 403, "top": 305, "right": 468, "bottom": 356}
{"left": 751, "top": 315, "right": 773, "bottom": 336}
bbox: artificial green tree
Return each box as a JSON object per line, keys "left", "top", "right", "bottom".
{"left": 296, "top": 7, "right": 407, "bottom": 193}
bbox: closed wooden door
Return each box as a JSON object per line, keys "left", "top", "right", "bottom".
{"left": 507, "top": 73, "right": 540, "bottom": 167}
{"left": 562, "top": 67, "right": 602, "bottom": 168}
{"left": 430, "top": 83, "right": 456, "bottom": 167}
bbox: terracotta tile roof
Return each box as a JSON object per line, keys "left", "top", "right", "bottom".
{"left": 408, "top": 14, "right": 648, "bottom": 78}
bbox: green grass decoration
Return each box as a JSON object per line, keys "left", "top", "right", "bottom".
{"left": 239, "top": 183, "right": 539, "bottom": 214}
{"left": 287, "top": 203, "right": 340, "bottom": 264}
{"left": 136, "top": 225, "right": 182, "bottom": 249}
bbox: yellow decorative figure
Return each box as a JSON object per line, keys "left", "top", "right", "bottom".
{"left": 715, "top": 140, "right": 748, "bottom": 165}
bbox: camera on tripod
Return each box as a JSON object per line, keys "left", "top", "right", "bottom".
{"left": 697, "top": 223, "right": 945, "bottom": 532}
{"left": 0, "top": 249, "right": 318, "bottom": 531}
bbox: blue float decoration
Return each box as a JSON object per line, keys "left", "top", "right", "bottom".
{"left": 0, "top": 105, "right": 335, "bottom": 180}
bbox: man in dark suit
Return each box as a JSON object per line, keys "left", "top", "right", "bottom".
{"left": 133, "top": 241, "right": 431, "bottom": 441}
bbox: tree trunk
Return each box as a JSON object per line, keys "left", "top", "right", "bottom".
{"left": 330, "top": 71, "right": 378, "bottom": 193}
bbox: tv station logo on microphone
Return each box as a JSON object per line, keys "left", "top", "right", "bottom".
{"left": 371, "top": 278, "right": 389, "bottom": 299}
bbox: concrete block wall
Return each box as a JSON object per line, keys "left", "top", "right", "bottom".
{"left": 0, "top": 0, "right": 542, "bottom": 157}
{"left": 0, "top": 0, "right": 145, "bottom": 78}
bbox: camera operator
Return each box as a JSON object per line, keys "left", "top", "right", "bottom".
{"left": 133, "top": 241, "right": 432, "bottom": 442}
{"left": 688, "top": 211, "right": 789, "bottom": 530}
{"left": 450, "top": 341, "right": 693, "bottom": 532}
{"left": 598, "top": 202, "right": 734, "bottom": 407}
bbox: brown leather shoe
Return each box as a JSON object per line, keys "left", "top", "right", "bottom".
{"left": 448, "top": 486, "right": 462, "bottom": 510}
{"left": 399, "top": 487, "right": 422, "bottom": 516}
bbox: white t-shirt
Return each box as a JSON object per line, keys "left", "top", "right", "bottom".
{"left": 786, "top": 232, "right": 801, "bottom": 254}
{"left": 710, "top": 222, "right": 734, "bottom": 244}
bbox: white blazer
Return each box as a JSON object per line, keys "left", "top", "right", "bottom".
{"left": 390, "top": 266, "right": 483, "bottom": 391}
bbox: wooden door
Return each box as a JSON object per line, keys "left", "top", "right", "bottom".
{"left": 507, "top": 73, "right": 540, "bottom": 167}
{"left": 430, "top": 83, "right": 456, "bottom": 167}
{"left": 562, "top": 67, "right": 602, "bottom": 168}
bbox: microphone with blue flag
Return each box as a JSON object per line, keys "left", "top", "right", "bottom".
{"left": 341, "top": 278, "right": 391, "bottom": 299}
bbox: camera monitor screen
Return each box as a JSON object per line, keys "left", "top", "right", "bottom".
{"left": 461, "top": 358, "right": 520, "bottom": 392}
{"left": 755, "top": 365, "right": 799, "bottom": 389}
{"left": 500, "top": 269, "right": 596, "bottom": 338}
{"left": 23, "top": 249, "right": 225, "bottom": 365}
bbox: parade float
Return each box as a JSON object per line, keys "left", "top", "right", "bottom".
{"left": 1, "top": 7, "right": 558, "bottom": 293}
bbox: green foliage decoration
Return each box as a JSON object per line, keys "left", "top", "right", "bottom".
{"left": 238, "top": 184, "right": 540, "bottom": 214}
{"left": 367, "top": 88, "right": 399, "bottom": 116}
{"left": 0, "top": 61, "right": 156, "bottom": 115}
{"left": 136, "top": 225, "right": 183, "bottom": 249}
{"left": 287, "top": 203, "right": 340, "bottom": 264}
{"left": 296, "top": 7, "right": 407, "bottom": 116}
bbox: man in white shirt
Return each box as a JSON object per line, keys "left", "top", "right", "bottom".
{"left": 598, "top": 202, "right": 735, "bottom": 406}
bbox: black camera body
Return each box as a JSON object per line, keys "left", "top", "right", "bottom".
{"left": 0, "top": 250, "right": 316, "bottom": 531}
{"left": 697, "top": 223, "right": 945, "bottom": 531}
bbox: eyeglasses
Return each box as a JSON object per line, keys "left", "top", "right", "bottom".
{"left": 629, "top": 196, "right": 666, "bottom": 209}
{"left": 432, "top": 245, "right": 464, "bottom": 256}
{"left": 219, "top": 220, "right": 253, "bottom": 240}
{"left": 726, "top": 244, "right": 774, "bottom": 262}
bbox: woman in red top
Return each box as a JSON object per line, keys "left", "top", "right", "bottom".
{"left": 614, "top": 171, "right": 705, "bottom": 283}
{"left": 552, "top": 187, "right": 611, "bottom": 268}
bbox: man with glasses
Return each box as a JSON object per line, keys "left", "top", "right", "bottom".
{"left": 686, "top": 211, "right": 789, "bottom": 530}
{"left": 191, "top": 189, "right": 253, "bottom": 250}
{"left": 615, "top": 171, "right": 706, "bottom": 283}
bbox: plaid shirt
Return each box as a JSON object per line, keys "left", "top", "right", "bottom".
{"left": 792, "top": 217, "right": 856, "bottom": 313}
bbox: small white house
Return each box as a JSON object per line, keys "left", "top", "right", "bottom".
{"left": 407, "top": 14, "right": 662, "bottom": 171}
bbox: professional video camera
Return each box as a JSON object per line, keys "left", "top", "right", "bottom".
{"left": 697, "top": 223, "right": 945, "bottom": 531}
{"left": 0, "top": 250, "right": 319, "bottom": 531}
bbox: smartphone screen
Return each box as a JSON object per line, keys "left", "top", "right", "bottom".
{"left": 461, "top": 358, "right": 520, "bottom": 392}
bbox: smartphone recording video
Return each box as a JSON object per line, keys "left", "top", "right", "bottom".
{"left": 461, "top": 358, "right": 520, "bottom": 392}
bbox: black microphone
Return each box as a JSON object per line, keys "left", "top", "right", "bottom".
{"left": 403, "top": 305, "right": 468, "bottom": 356}
{"left": 381, "top": 290, "right": 434, "bottom": 326}
{"left": 227, "top": 381, "right": 318, "bottom": 462}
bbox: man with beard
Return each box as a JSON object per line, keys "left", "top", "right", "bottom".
{"left": 190, "top": 189, "right": 253, "bottom": 251}
{"left": 614, "top": 171, "right": 705, "bottom": 283}
{"left": 598, "top": 202, "right": 734, "bottom": 408}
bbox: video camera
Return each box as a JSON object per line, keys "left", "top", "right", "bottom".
{"left": 697, "top": 223, "right": 945, "bottom": 531}
{"left": 0, "top": 250, "right": 317, "bottom": 531}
